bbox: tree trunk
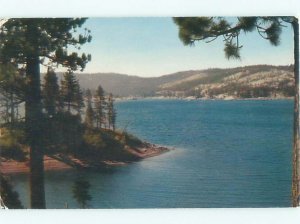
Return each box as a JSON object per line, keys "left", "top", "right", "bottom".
{"left": 25, "top": 23, "right": 46, "bottom": 209}
{"left": 10, "top": 91, "right": 14, "bottom": 123}
{"left": 292, "top": 17, "right": 299, "bottom": 207}
{"left": 26, "top": 55, "right": 45, "bottom": 209}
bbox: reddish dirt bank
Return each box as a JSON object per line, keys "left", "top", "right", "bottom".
{"left": 0, "top": 156, "right": 73, "bottom": 174}
{"left": 125, "top": 143, "right": 170, "bottom": 159}
{"left": 0, "top": 144, "right": 170, "bottom": 174}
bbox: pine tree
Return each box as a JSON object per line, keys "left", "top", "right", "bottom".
{"left": 107, "top": 93, "right": 116, "bottom": 131}
{"left": 74, "top": 83, "right": 84, "bottom": 115}
{"left": 0, "top": 18, "right": 91, "bottom": 208}
{"left": 111, "top": 105, "right": 116, "bottom": 131}
{"left": 84, "top": 89, "right": 94, "bottom": 128}
{"left": 60, "top": 71, "right": 84, "bottom": 115}
{"left": 42, "top": 68, "right": 60, "bottom": 117}
{"left": 173, "top": 16, "right": 299, "bottom": 206}
{"left": 94, "top": 85, "right": 106, "bottom": 129}
{"left": 61, "top": 71, "right": 77, "bottom": 112}
{"left": 0, "top": 64, "right": 25, "bottom": 125}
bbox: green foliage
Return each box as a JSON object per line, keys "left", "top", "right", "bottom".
{"left": 84, "top": 89, "right": 94, "bottom": 128}
{"left": 0, "top": 19, "right": 91, "bottom": 70}
{"left": 237, "top": 17, "right": 258, "bottom": 32}
{"left": 0, "top": 128, "right": 27, "bottom": 161}
{"left": 173, "top": 17, "right": 295, "bottom": 59}
{"left": 173, "top": 17, "right": 214, "bottom": 46}
{"left": 94, "top": 85, "right": 106, "bottom": 128}
{"left": 107, "top": 93, "right": 116, "bottom": 130}
{"left": 83, "top": 129, "right": 106, "bottom": 151}
{"left": 60, "top": 71, "right": 84, "bottom": 114}
{"left": 224, "top": 43, "right": 241, "bottom": 60}
{"left": 85, "top": 103, "right": 94, "bottom": 129}
{"left": 43, "top": 112, "right": 84, "bottom": 154}
{"left": 265, "top": 21, "right": 282, "bottom": 46}
{"left": 0, "top": 64, "right": 25, "bottom": 100}
{"left": 74, "top": 85, "right": 85, "bottom": 114}
{"left": 0, "top": 64, "right": 25, "bottom": 124}
{"left": 42, "top": 68, "right": 61, "bottom": 116}
{"left": 85, "top": 89, "right": 92, "bottom": 101}
{"left": 81, "top": 129, "right": 141, "bottom": 161}
{"left": 117, "top": 131, "right": 144, "bottom": 147}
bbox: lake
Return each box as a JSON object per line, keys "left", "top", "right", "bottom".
{"left": 9, "top": 99, "right": 293, "bottom": 208}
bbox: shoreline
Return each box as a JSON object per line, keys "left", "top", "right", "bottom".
{"left": 115, "top": 96, "right": 293, "bottom": 102}
{"left": 0, "top": 144, "right": 171, "bottom": 174}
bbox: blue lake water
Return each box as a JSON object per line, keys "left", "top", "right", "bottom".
{"left": 10, "top": 99, "right": 293, "bottom": 208}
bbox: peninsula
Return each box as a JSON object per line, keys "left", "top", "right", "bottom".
{"left": 0, "top": 129, "right": 170, "bottom": 174}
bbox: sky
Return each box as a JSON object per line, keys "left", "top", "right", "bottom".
{"left": 73, "top": 17, "right": 294, "bottom": 77}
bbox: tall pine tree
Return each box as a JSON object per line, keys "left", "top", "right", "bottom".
{"left": 84, "top": 89, "right": 94, "bottom": 128}
{"left": 0, "top": 18, "right": 91, "bottom": 208}
{"left": 107, "top": 93, "right": 116, "bottom": 131}
{"left": 94, "top": 85, "right": 106, "bottom": 129}
{"left": 60, "top": 71, "right": 84, "bottom": 115}
{"left": 75, "top": 85, "right": 84, "bottom": 115}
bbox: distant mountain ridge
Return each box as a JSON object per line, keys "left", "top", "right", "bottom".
{"left": 69, "top": 64, "right": 294, "bottom": 98}
{"left": 73, "top": 70, "right": 200, "bottom": 97}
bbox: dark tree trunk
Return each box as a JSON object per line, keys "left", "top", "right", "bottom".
{"left": 292, "top": 17, "right": 299, "bottom": 207}
{"left": 26, "top": 55, "right": 45, "bottom": 209}
{"left": 25, "top": 23, "right": 46, "bottom": 209}
{"left": 10, "top": 91, "right": 14, "bottom": 123}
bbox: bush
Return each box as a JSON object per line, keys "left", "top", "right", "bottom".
{"left": 0, "top": 128, "right": 27, "bottom": 161}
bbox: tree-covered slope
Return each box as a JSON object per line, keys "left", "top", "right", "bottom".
{"left": 70, "top": 64, "right": 294, "bottom": 98}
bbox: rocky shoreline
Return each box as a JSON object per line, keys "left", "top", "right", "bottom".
{"left": 0, "top": 144, "right": 171, "bottom": 174}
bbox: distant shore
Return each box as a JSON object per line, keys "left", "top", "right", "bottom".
{"left": 115, "top": 96, "right": 293, "bottom": 102}
{"left": 0, "top": 143, "right": 170, "bottom": 174}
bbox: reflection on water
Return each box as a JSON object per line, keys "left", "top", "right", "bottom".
{"left": 72, "top": 179, "right": 92, "bottom": 208}
{"left": 0, "top": 175, "right": 23, "bottom": 209}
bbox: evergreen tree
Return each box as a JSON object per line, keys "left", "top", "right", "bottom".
{"left": 42, "top": 68, "right": 60, "bottom": 117}
{"left": 111, "top": 105, "right": 116, "bottom": 131}
{"left": 61, "top": 71, "right": 78, "bottom": 113}
{"left": 60, "top": 71, "right": 84, "bottom": 115}
{"left": 107, "top": 93, "right": 116, "bottom": 131}
{"left": 0, "top": 64, "right": 25, "bottom": 125}
{"left": 94, "top": 85, "right": 106, "bottom": 129}
{"left": 74, "top": 83, "right": 84, "bottom": 115}
{"left": 84, "top": 89, "right": 94, "bottom": 128}
{"left": 0, "top": 18, "right": 91, "bottom": 208}
{"left": 173, "top": 16, "right": 299, "bottom": 206}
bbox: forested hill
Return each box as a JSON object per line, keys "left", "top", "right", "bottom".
{"left": 70, "top": 64, "right": 294, "bottom": 98}
{"left": 72, "top": 70, "right": 198, "bottom": 97}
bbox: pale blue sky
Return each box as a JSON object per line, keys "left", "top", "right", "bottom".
{"left": 76, "top": 17, "right": 294, "bottom": 77}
